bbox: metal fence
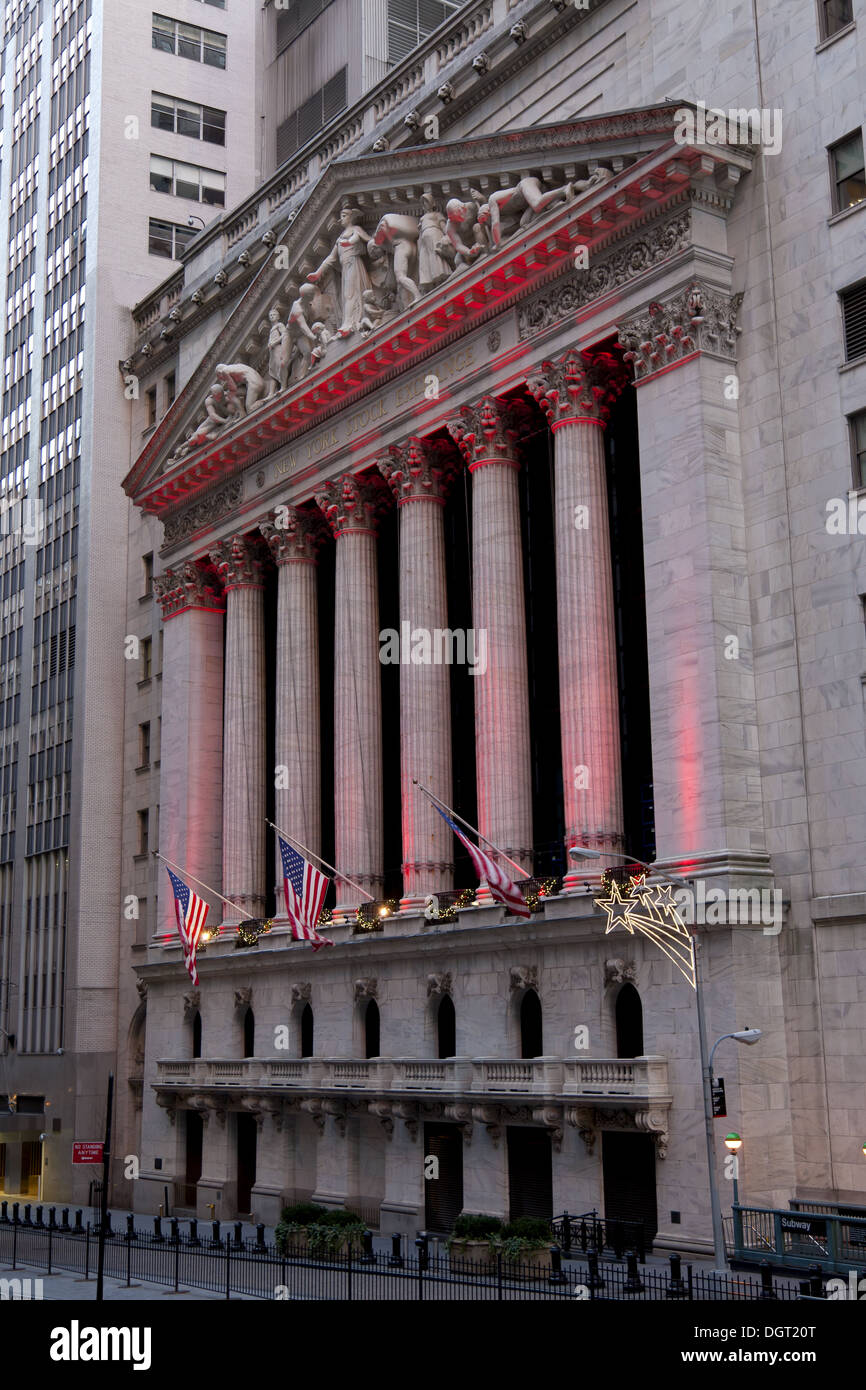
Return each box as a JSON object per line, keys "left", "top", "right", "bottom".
{"left": 0, "top": 1203, "right": 803, "bottom": 1301}
{"left": 551, "top": 1210, "right": 647, "bottom": 1262}
{"left": 732, "top": 1203, "right": 866, "bottom": 1273}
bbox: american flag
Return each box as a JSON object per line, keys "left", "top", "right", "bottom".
{"left": 166, "top": 867, "right": 210, "bottom": 985}
{"left": 279, "top": 836, "right": 333, "bottom": 950}
{"left": 433, "top": 805, "right": 530, "bottom": 919}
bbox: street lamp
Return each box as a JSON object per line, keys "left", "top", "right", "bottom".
{"left": 569, "top": 845, "right": 762, "bottom": 1270}
{"left": 724, "top": 1132, "right": 743, "bottom": 1206}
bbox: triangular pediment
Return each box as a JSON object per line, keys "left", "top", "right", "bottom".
{"left": 123, "top": 103, "right": 753, "bottom": 513}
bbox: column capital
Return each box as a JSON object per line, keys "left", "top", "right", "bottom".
{"left": 260, "top": 507, "right": 326, "bottom": 566}
{"left": 154, "top": 561, "right": 225, "bottom": 620}
{"left": 377, "top": 436, "right": 457, "bottom": 505}
{"left": 315, "top": 473, "right": 386, "bottom": 537}
{"left": 211, "top": 534, "right": 267, "bottom": 590}
{"left": 527, "top": 348, "right": 628, "bottom": 428}
{"left": 445, "top": 396, "right": 531, "bottom": 470}
{"left": 617, "top": 278, "right": 743, "bottom": 383}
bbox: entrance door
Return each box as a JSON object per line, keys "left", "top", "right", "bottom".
{"left": 0, "top": 1142, "right": 5, "bottom": 1193}
{"left": 507, "top": 1128, "right": 553, "bottom": 1221}
{"left": 602, "top": 1132, "right": 658, "bottom": 1243}
{"left": 20, "top": 1140, "right": 40, "bottom": 1196}
{"left": 183, "top": 1110, "right": 203, "bottom": 1208}
{"left": 423, "top": 1124, "right": 463, "bottom": 1233}
{"left": 236, "top": 1114, "right": 257, "bottom": 1215}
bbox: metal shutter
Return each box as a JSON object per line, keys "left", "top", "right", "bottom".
{"left": 601, "top": 1132, "right": 658, "bottom": 1242}
{"left": 424, "top": 1123, "right": 464, "bottom": 1232}
{"left": 843, "top": 282, "right": 866, "bottom": 361}
{"left": 506, "top": 1127, "right": 553, "bottom": 1221}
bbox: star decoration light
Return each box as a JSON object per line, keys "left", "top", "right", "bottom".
{"left": 594, "top": 874, "right": 696, "bottom": 990}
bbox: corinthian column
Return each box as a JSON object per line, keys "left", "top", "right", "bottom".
{"left": 447, "top": 397, "right": 533, "bottom": 878}
{"left": 528, "top": 349, "right": 628, "bottom": 885}
{"left": 315, "top": 474, "right": 384, "bottom": 918}
{"left": 378, "top": 438, "right": 457, "bottom": 909}
{"left": 212, "top": 535, "right": 267, "bottom": 921}
{"left": 261, "top": 508, "right": 324, "bottom": 902}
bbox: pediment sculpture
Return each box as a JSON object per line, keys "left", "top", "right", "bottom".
{"left": 165, "top": 167, "right": 615, "bottom": 469}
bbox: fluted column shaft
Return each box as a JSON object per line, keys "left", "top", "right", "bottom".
{"left": 448, "top": 398, "right": 533, "bottom": 874}
{"left": 213, "top": 536, "right": 267, "bottom": 921}
{"left": 262, "top": 511, "right": 323, "bottom": 899}
{"left": 529, "top": 350, "right": 627, "bottom": 883}
{"left": 379, "top": 440, "right": 455, "bottom": 907}
{"left": 317, "top": 476, "right": 384, "bottom": 916}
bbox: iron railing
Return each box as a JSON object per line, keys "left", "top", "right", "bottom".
{"left": 551, "top": 1210, "right": 648, "bottom": 1262}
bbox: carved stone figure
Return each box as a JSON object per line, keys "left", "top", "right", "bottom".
{"left": 309, "top": 205, "right": 374, "bottom": 338}
{"left": 373, "top": 211, "right": 421, "bottom": 307}
{"left": 417, "top": 193, "right": 451, "bottom": 291}
{"left": 469, "top": 170, "right": 610, "bottom": 248}
{"left": 443, "top": 198, "right": 485, "bottom": 268}
{"left": 311, "top": 321, "right": 334, "bottom": 365}
{"left": 287, "top": 284, "right": 320, "bottom": 381}
{"left": 265, "top": 305, "right": 291, "bottom": 396}
{"left": 214, "top": 362, "right": 266, "bottom": 417}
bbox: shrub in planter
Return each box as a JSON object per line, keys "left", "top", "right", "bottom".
{"left": 447, "top": 1213, "right": 504, "bottom": 1269}
{"left": 280, "top": 1202, "right": 329, "bottom": 1226}
{"left": 491, "top": 1226, "right": 552, "bottom": 1272}
{"left": 502, "top": 1217, "right": 551, "bottom": 1242}
{"left": 304, "top": 1221, "right": 366, "bottom": 1257}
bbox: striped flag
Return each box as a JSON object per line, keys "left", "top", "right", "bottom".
{"left": 433, "top": 805, "right": 530, "bottom": 919}
{"left": 279, "top": 836, "right": 333, "bottom": 950}
{"left": 166, "top": 867, "right": 209, "bottom": 985}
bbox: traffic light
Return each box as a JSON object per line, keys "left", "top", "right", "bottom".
{"left": 711, "top": 1076, "right": 727, "bottom": 1118}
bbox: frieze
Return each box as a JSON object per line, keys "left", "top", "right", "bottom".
{"left": 162, "top": 478, "right": 244, "bottom": 548}
{"left": 516, "top": 209, "right": 692, "bottom": 341}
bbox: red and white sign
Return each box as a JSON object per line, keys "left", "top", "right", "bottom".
{"left": 72, "top": 1142, "right": 104, "bottom": 1165}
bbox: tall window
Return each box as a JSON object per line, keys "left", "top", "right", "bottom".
{"left": 437, "top": 994, "right": 456, "bottom": 1058}
{"left": 300, "top": 1002, "right": 314, "bottom": 1057}
{"left": 152, "top": 14, "right": 227, "bottom": 67}
{"left": 820, "top": 0, "right": 854, "bottom": 39}
{"left": 151, "top": 92, "right": 226, "bottom": 145}
{"left": 851, "top": 410, "right": 866, "bottom": 487}
{"left": 192, "top": 1012, "right": 202, "bottom": 1058}
{"left": 137, "top": 809, "right": 149, "bottom": 856}
{"left": 830, "top": 132, "right": 865, "bottom": 212}
{"left": 364, "top": 999, "right": 380, "bottom": 1059}
{"left": 138, "top": 722, "right": 151, "bottom": 768}
{"left": 387, "top": 0, "right": 463, "bottom": 66}
{"left": 243, "top": 1008, "right": 255, "bottom": 1058}
{"left": 519, "top": 990, "right": 543, "bottom": 1059}
{"left": 615, "top": 984, "right": 644, "bottom": 1059}
{"left": 150, "top": 155, "right": 225, "bottom": 206}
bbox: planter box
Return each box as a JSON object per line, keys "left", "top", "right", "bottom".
{"left": 448, "top": 1239, "right": 494, "bottom": 1271}
{"left": 500, "top": 1246, "right": 550, "bottom": 1273}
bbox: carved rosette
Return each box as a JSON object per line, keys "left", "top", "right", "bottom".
{"left": 260, "top": 508, "right": 326, "bottom": 567}
{"left": 446, "top": 396, "right": 526, "bottom": 471}
{"left": 154, "top": 562, "right": 224, "bottom": 620}
{"left": 211, "top": 534, "right": 266, "bottom": 590}
{"left": 527, "top": 349, "right": 628, "bottom": 429}
{"left": 377, "top": 437, "right": 457, "bottom": 507}
{"left": 617, "top": 279, "right": 744, "bottom": 381}
{"left": 315, "top": 474, "right": 384, "bottom": 537}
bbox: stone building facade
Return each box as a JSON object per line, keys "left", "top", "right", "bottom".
{"left": 118, "top": 0, "right": 866, "bottom": 1252}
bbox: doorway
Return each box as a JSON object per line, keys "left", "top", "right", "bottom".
{"left": 506, "top": 1128, "right": 552, "bottom": 1221}
{"left": 602, "top": 1131, "right": 658, "bottom": 1243}
{"left": 183, "top": 1110, "right": 203, "bottom": 1208}
{"left": 236, "top": 1114, "right": 257, "bottom": 1215}
{"left": 423, "top": 1123, "right": 463, "bottom": 1233}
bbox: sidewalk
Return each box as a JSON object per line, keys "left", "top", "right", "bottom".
{"left": 0, "top": 1260, "right": 254, "bottom": 1300}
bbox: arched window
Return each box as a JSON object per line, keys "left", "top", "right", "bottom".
{"left": 300, "top": 1003, "right": 314, "bottom": 1058}
{"left": 437, "top": 994, "right": 456, "bottom": 1059}
{"left": 192, "top": 1012, "right": 202, "bottom": 1059}
{"left": 243, "top": 1007, "right": 255, "bottom": 1059}
{"left": 364, "top": 999, "right": 380, "bottom": 1059}
{"left": 615, "top": 984, "right": 643, "bottom": 1058}
{"left": 520, "top": 989, "right": 543, "bottom": 1059}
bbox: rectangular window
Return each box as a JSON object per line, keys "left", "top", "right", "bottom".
{"left": 165, "top": 372, "right": 176, "bottom": 408}
{"left": 852, "top": 410, "right": 866, "bottom": 487}
{"left": 148, "top": 218, "right": 197, "bottom": 259}
{"left": 137, "top": 809, "right": 149, "bottom": 856}
{"left": 152, "top": 14, "right": 227, "bottom": 66}
{"left": 150, "top": 154, "right": 225, "bottom": 206}
{"left": 143, "top": 552, "right": 154, "bottom": 595}
{"left": 830, "top": 131, "right": 865, "bottom": 211}
{"left": 153, "top": 91, "right": 226, "bottom": 144}
{"left": 145, "top": 387, "right": 158, "bottom": 427}
{"left": 141, "top": 637, "right": 153, "bottom": 681}
{"left": 387, "top": 0, "right": 462, "bottom": 66}
{"left": 820, "top": 0, "right": 854, "bottom": 39}
{"left": 139, "top": 722, "right": 151, "bottom": 768}
{"left": 842, "top": 282, "right": 866, "bottom": 361}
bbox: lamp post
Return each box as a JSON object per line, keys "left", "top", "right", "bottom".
{"left": 724, "top": 1132, "right": 743, "bottom": 1206}
{"left": 569, "top": 845, "right": 762, "bottom": 1270}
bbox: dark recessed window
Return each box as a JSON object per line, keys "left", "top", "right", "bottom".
{"left": 851, "top": 410, "right": 866, "bottom": 487}
{"left": 830, "top": 131, "right": 866, "bottom": 212}
{"left": 300, "top": 1003, "right": 313, "bottom": 1057}
{"left": 148, "top": 217, "right": 197, "bottom": 259}
{"left": 519, "top": 990, "right": 543, "bottom": 1059}
{"left": 842, "top": 281, "right": 866, "bottom": 361}
{"left": 820, "top": 0, "right": 854, "bottom": 39}
{"left": 364, "top": 999, "right": 380, "bottom": 1059}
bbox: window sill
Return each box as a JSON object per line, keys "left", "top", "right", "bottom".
{"left": 828, "top": 200, "right": 866, "bottom": 228}
{"left": 135, "top": 763, "right": 151, "bottom": 775}
{"left": 137, "top": 678, "right": 152, "bottom": 691}
{"left": 139, "top": 592, "right": 153, "bottom": 605}
{"left": 133, "top": 853, "right": 149, "bottom": 864}
{"left": 816, "top": 21, "right": 855, "bottom": 52}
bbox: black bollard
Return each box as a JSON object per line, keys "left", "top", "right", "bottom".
{"left": 388, "top": 1232, "right": 404, "bottom": 1268}
{"left": 73, "top": 1208, "right": 83, "bottom": 1233}
{"left": 0, "top": 1200, "right": 7, "bottom": 1223}
{"left": 153, "top": 1215, "right": 164, "bottom": 1243}
{"left": 361, "top": 1229, "right": 375, "bottom": 1265}
{"left": 624, "top": 1250, "right": 644, "bottom": 1294}
{"left": 170, "top": 1217, "right": 179, "bottom": 1244}
{"left": 48, "top": 1207, "right": 57, "bottom": 1230}
{"left": 666, "top": 1251, "right": 688, "bottom": 1299}
{"left": 103, "top": 1210, "right": 112, "bottom": 1238}
{"left": 586, "top": 1247, "right": 605, "bottom": 1291}
{"left": 35, "top": 1205, "right": 44, "bottom": 1227}
{"left": 415, "top": 1233, "right": 429, "bottom": 1271}
{"left": 23, "top": 1203, "right": 32, "bottom": 1226}
{"left": 807, "top": 1263, "right": 824, "bottom": 1299}
{"left": 188, "top": 1219, "right": 200, "bottom": 1247}
{"left": 548, "top": 1244, "right": 568, "bottom": 1286}
{"left": 758, "top": 1260, "right": 776, "bottom": 1300}
{"left": 560, "top": 1211, "right": 572, "bottom": 1255}
{"left": 126, "top": 1214, "right": 136, "bottom": 1239}
{"left": 12, "top": 1202, "right": 20, "bottom": 1224}
{"left": 233, "top": 1221, "right": 243, "bottom": 1248}
{"left": 611, "top": 1220, "right": 625, "bottom": 1261}
{"left": 256, "top": 1223, "right": 266, "bottom": 1250}
{"left": 59, "top": 1207, "right": 70, "bottom": 1232}
{"left": 211, "top": 1220, "right": 223, "bottom": 1248}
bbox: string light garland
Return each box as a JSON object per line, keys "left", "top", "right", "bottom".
{"left": 235, "top": 918, "right": 273, "bottom": 947}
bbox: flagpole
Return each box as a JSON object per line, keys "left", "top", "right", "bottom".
{"left": 152, "top": 851, "right": 262, "bottom": 924}
{"left": 412, "top": 780, "right": 532, "bottom": 881}
{"left": 265, "top": 819, "right": 378, "bottom": 904}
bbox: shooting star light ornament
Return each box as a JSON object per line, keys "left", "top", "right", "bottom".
{"left": 595, "top": 871, "right": 696, "bottom": 990}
